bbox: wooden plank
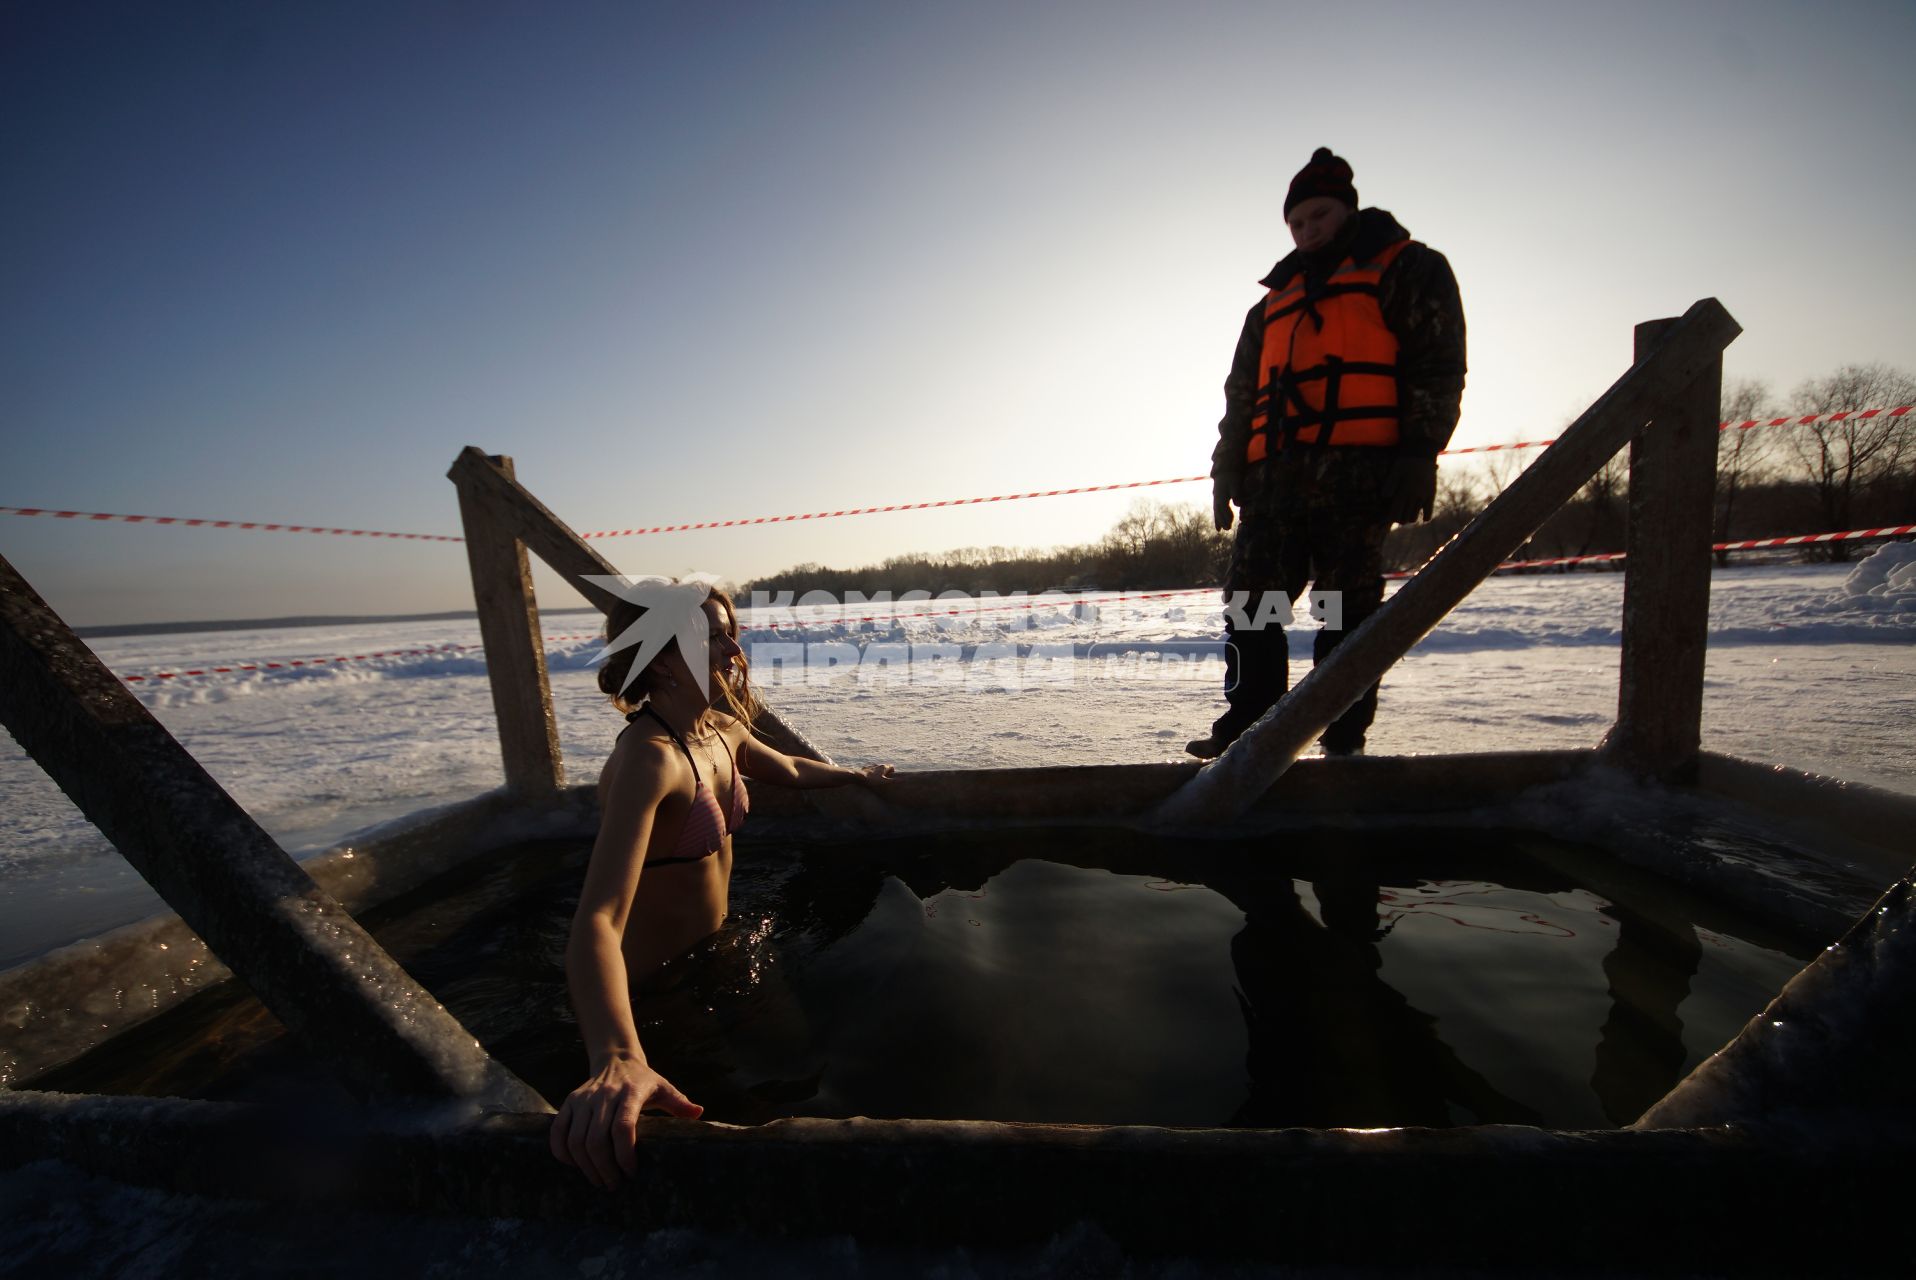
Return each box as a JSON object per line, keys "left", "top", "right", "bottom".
{"left": 446, "top": 447, "right": 828, "bottom": 762}
{"left": 1601, "top": 318, "right": 1721, "bottom": 779}
{"left": 3, "top": 1090, "right": 1909, "bottom": 1271}
{"left": 1697, "top": 751, "right": 1916, "bottom": 882}
{"left": 455, "top": 453, "right": 566, "bottom": 797}
{"left": 0, "top": 554, "right": 549, "bottom": 1111}
{"left": 1155, "top": 298, "right": 1743, "bottom": 826}
{"left": 1635, "top": 868, "right": 1916, "bottom": 1129}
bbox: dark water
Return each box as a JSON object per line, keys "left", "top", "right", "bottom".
{"left": 38, "top": 825, "right": 1812, "bottom": 1130}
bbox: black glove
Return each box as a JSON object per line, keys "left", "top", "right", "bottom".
{"left": 1383, "top": 454, "right": 1438, "bottom": 525}
{"left": 1212, "top": 476, "right": 1236, "bottom": 531}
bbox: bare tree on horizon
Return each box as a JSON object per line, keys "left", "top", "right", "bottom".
{"left": 1784, "top": 363, "right": 1916, "bottom": 560}
{"left": 1715, "top": 378, "right": 1778, "bottom": 565}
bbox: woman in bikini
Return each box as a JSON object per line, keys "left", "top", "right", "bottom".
{"left": 550, "top": 585, "right": 894, "bottom": 1188}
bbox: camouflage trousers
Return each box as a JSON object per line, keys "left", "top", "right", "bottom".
{"left": 1214, "top": 447, "right": 1393, "bottom": 751}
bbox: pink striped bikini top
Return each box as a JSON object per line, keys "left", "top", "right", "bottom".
{"left": 625, "top": 706, "right": 749, "bottom": 867}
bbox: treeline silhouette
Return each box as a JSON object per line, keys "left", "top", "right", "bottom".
{"left": 744, "top": 363, "right": 1915, "bottom": 595}
{"left": 744, "top": 502, "right": 1230, "bottom": 598}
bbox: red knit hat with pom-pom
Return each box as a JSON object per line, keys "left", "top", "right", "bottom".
{"left": 1284, "top": 147, "right": 1357, "bottom": 216}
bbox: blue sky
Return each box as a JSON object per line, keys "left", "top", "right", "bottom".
{"left": 4, "top": 1, "right": 1913, "bottom": 624}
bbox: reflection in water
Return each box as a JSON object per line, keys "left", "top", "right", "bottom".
{"left": 1211, "top": 864, "right": 1544, "bottom": 1129}
{"left": 1591, "top": 901, "right": 1702, "bottom": 1124}
{"left": 28, "top": 829, "right": 1803, "bottom": 1131}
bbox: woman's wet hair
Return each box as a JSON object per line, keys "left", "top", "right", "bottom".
{"left": 597, "top": 583, "right": 761, "bottom": 725}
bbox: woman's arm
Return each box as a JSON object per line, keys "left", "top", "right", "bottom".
{"left": 736, "top": 729, "right": 895, "bottom": 789}
{"left": 549, "top": 740, "right": 703, "bottom": 1188}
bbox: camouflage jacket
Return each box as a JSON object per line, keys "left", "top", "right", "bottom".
{"left": 1210, "top": 207, "right": 1466, "bottom": 494}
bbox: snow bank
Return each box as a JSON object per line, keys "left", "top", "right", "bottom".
{"left": 1783, "top": 539, "right": 1916, "bottom": 614}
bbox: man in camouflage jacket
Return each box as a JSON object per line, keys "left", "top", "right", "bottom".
{"left": 1190, "top": 147, "right": 1466, "bottom": 758}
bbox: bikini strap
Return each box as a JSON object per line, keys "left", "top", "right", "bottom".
{"left": 629, "top": 705, "right": 702, "bottom": 785}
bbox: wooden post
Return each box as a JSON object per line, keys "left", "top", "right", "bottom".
{"left": 1601, "top": 318, "right": 1721, "bottom": 780}
{"left": 447, "top": 447, "right": 830, "bottom": 764}
{"left": 454, "top": 453, "right": 566, "bottom": 798}
{"left": 0, "top": 554, "right": 549, "bottom": 1112}
{"left": 1153, "top": 298, "right": 1742, "bottom": 827}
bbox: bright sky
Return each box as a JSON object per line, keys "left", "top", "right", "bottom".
{"left": 4, "top": 1, "right": 1913, "bottom": 625}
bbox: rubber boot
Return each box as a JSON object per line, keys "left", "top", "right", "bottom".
{"left": 1188, "top": 607, "right": 1290, "bottom": 758}
{"left": 1314, "top": 593, "right": 1381, "bottom": 755}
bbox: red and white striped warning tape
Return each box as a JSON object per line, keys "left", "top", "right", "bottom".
{"left": 118, "top": 643, "right": 477, "bottom": 683}
{"left": 12, "top": 407, "right": 1907, "bottom": 544}
{"left": 1410, "top": 405, "right": 1913, "bottom": 457}
{"left": 1724, "top": 406, "right": 1911, "bottom": 431}
{"left": 1385, "top": 523, "right": 1916, "bottom": 577}
{"left": 114, "top": 632, "right": 609, "bottom": 685}
{"left": 576, "top": 477, "right": 1211, "bottom": 538}
{"left": 1712, "top": 523, "right": 1916, "bottom": 550}
{"left": 1442, "top": 440, "right": 1551, "bottom": 456}
{"left": 0, "top": 508, "right": 459, "bottom": 541}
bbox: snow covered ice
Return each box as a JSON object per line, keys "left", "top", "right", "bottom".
{"left": 1, "top": 548, "right": 1912, "bottom": 966}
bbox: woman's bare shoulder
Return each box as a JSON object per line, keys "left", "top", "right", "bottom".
{"left": 600, "top": 729, "right": 686, "bottom": 794}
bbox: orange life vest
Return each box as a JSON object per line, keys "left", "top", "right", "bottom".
{"left": 1245, "top": 236, "right": 1412, "bottom": 463}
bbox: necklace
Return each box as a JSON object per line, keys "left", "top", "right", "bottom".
{"left": 642, "top": 704, "right": 728, "bottom": 799}
{"left": 705, "top": 737, "right": 728, "bottom": 802}
{"left": 673, "top": 712, "right": 726, "bottom": 787}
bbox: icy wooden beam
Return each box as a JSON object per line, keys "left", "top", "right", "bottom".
{"left": 446, "top": 447, "right": 831, "bottom": 764}
{"left": 1155, "top": 298, "right": 1742, "bottom": 826}
{"left": 1600, "top": 317, "right": 1721, "bottom": 779}
{"left": 1633, "top": 868, "right": 1916, "bottom": 1131}
{"left": 0, "top": 554, "right": 549, "bottom": 1112}
{"left": 456, "top": 453, "right": 566, "bottom": 797}
{"left": 3, "top": 1091, "right": 1909, "bottom": 1270}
